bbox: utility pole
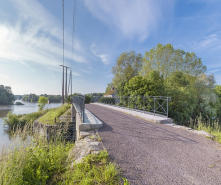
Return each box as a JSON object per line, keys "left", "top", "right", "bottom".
{"left": 71, "top": 70, "right": 72, "bottom": 96}
{"left": 65, "top": 66, "right": 69, "bottom": 100}
{"left": 59, "top": 65, "right": 68, "bottom": 104}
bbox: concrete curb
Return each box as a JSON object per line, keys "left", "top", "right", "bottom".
{"left": 92, "top": 103, "right": 173, "bottom": 124}
{"left": 92, "top": 103, "right": 215, "bottom": 140}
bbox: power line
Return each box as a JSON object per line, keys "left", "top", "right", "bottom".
{"left": 62, "top": 0, "right": 64, "bottom": 66}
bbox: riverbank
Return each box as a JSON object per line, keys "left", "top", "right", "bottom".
{"left": 0, "top": 102, "right": 62, "bottom": 152}
{"left": 0, "top": 124, "right": 127, "bottom": 184}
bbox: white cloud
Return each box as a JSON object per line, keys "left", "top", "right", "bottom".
{"left": 90, "top": 43, "right": 109, "bottom": 64}
{"left": 84, "top": 0, "right": 173, "bottom": 41}
{"left": 198, "top": 34, "right": 218, "bottom": 48}
{"left": 0, "top": 0, "right": 86, "bottom": 70}
{"left": 19, "top": 61, "right": 35, "bottom": 72}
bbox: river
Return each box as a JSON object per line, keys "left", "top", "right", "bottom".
{"left": 0, "top": 101, "right": 61, "bottom": 151}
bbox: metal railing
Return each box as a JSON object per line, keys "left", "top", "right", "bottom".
{"left": 72, "top": 94, "right": 85, "bottom": 122}
{"left": 91, "top": 95, "right": 103, "bottom": 103}
{"left": 99, "top": 96, "right": 171, "bottom": 118}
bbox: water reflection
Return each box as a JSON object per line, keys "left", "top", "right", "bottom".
{"left": 0, "top": 101, "right": 61, "bottom": 151}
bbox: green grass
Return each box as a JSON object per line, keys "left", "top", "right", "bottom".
{"left": 0, "top": 126, "right": 74, "bottom": 185}
{"left": 4, "top": 109, "right": 53, "bottom": 129}
{"left": 189, "top": 116, "right": 221, "bottom": 143}
{"left": 0, "top": 125, "right": 128, "bottom": 185}
{"left": 39, "top": 104, "right": 71, "bottom": 125}
{"left": 55, "top": 150, "right": 125, "bottom": 185}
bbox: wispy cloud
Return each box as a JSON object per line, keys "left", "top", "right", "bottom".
{"left": 84, "top": 0, "right": 174, "bottom": 42}
{"left": 19, "top": 61, "right": 35, "bottom": 72}
{"left": 0, "top": 0, "right": 85, "bottom": 69}
{"left": 198, "top": 34, "right": 218, "bottom": 48}
{"left": 90, "top": 43, "right": 109, "bottom": 64}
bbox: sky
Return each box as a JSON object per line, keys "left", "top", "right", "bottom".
{"left": 0, "top": 0, "right": 221, "bottom": 95}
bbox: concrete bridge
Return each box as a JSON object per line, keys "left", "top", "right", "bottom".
{"left": 72, "top": 100, "right": 221, "bottom": 185}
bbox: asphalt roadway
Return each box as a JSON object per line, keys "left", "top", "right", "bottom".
{"left": 86, "top": 104, "right": 221, "bottom": 185}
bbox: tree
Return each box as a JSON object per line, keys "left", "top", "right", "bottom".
{"left": 166, "top": 71, "right": 196, "bottom": 123}
{"left": 124, "top": 72, "right": 164, "bottom": 97}
{"left": 215, "top": 85, "right": 221, "bottom": 102}
{"left": 111, "top": 50, "right": 142, "bottom": 87}
{"left": 0, "top": 86, "right": 14, "bottom": 105}
{"left": 193, "top": 73, "right": 218, "bottom": 119}
{"left": 105, "top": 83, "right": 113, "bottom": 93}
{"left": 38, "top": 96, "right": 48, "bottom": 111}
{"left": 141, "top": 43, "right": 207, "bottom": 80}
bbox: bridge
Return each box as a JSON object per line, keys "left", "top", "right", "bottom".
{"left": 72, "top": 95, "right": 221, "bottom": 184}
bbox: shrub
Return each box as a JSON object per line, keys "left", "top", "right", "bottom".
{"left": 99, "top": 97, "right": 115, "bottom": 105}
{"left": 3, "top": 109, "right": 53, "bottom": 129}
{"left": 38, "top": 96, "right": 48, "bottom": 111}
{"left": 85, "top": 95, "right": 91, "bottom": 104}
{"left": 3, "top": 111, "right": 19, "bottom": 129}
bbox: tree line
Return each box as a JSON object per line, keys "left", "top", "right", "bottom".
{"left": 106, "top": 43, "right": 221, "bottom": 124}
{"left": 22, "top": 94, "right": 62, "bottom": 103}
{"left": 0, "top": 85, "right": 14, "bottom": 105}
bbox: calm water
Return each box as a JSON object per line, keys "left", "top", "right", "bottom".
{"left": 0, "top": 101, "right": 61, "bottom": 151}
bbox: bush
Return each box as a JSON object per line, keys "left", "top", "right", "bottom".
{"left": 85, "top": 95, "right": 91, "bottom": 104}
{"left": 38, "top": 96, "right": 48, "bottom": 111}
{"left": 3, "top": 111, "right": 20, "bottom": 129}
{"left": 3, "top": 109, "right": 53, "bottom": 129}
{"left": 99, "top": 97, "right": 115, "bottom": 105}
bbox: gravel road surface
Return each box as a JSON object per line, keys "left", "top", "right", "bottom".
{"left": 86, "top": 104, "right": 221, "bottom": 185}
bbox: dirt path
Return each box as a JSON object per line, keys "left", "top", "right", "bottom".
{"left": 86, "top": 104, "right": 221, "bottom": 185}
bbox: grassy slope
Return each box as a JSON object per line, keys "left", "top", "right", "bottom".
{"left": 0, "top": 127, "right": 128, "bottom": 185}
{"left": 38, "top": 104, "right": 71, "bottom": 125}
{"left": 4, "top": 109, "right": 55, "bottom": 129}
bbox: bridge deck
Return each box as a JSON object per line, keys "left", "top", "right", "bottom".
{"left": 86, "top": 104, "right": 221, "bottom": 185}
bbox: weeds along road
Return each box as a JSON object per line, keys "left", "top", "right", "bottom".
{"left": 86, "top": 104, "right": 221, "bottom": 185}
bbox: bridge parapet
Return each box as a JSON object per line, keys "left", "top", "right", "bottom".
{"left": 72, "top": 95, "right": 103, "bottom": 141}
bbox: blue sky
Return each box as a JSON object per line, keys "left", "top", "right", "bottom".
{"left": 0, "top": 0, "right": 221, "bottom": 95}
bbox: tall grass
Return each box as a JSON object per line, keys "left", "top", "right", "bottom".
{"left": 188, "top": 115, "right": 221, "bottom": 143}
{"left": 0, "top": 124, "right": 73, "bottom": 185}
{"left": 39, "top": 104, "right": 71, "bottom": 125}
{"left": 0, "top": 124, "right": 127, "bottom": 184}
{"left": 56, "top": 150, "right": 124, "bottom": 185}
{"left": 3, "top": 109, "right": 54, "bottom": 129}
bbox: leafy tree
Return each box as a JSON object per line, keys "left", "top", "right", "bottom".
{"left": 38, "top": 96, "right": 48, "bottom": 111}
{"left": 193, "top": 73, "right": 218, "bottom": 119}
{"left": 215, "top": 85, "right": 221, "bottom": 102}
{"left": 105, "top": 83, "right": 113, "bottom": 93}
{"left": 0, "top": 86, "right": 14, "bottom": 105}
{"left": 116, "top": 81, "right": 127, "bottom": 96}
{"left": 111, "top": 50, "right": 142, "bottom": 87}
{"left": 124, "top": 71, "right": 164, "bottom": 96}
{"left": 141, "top": 43, "right": 207, "bottom": 80}
{"left": 166, "top": 71, "right": 196, "bottom": 123}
